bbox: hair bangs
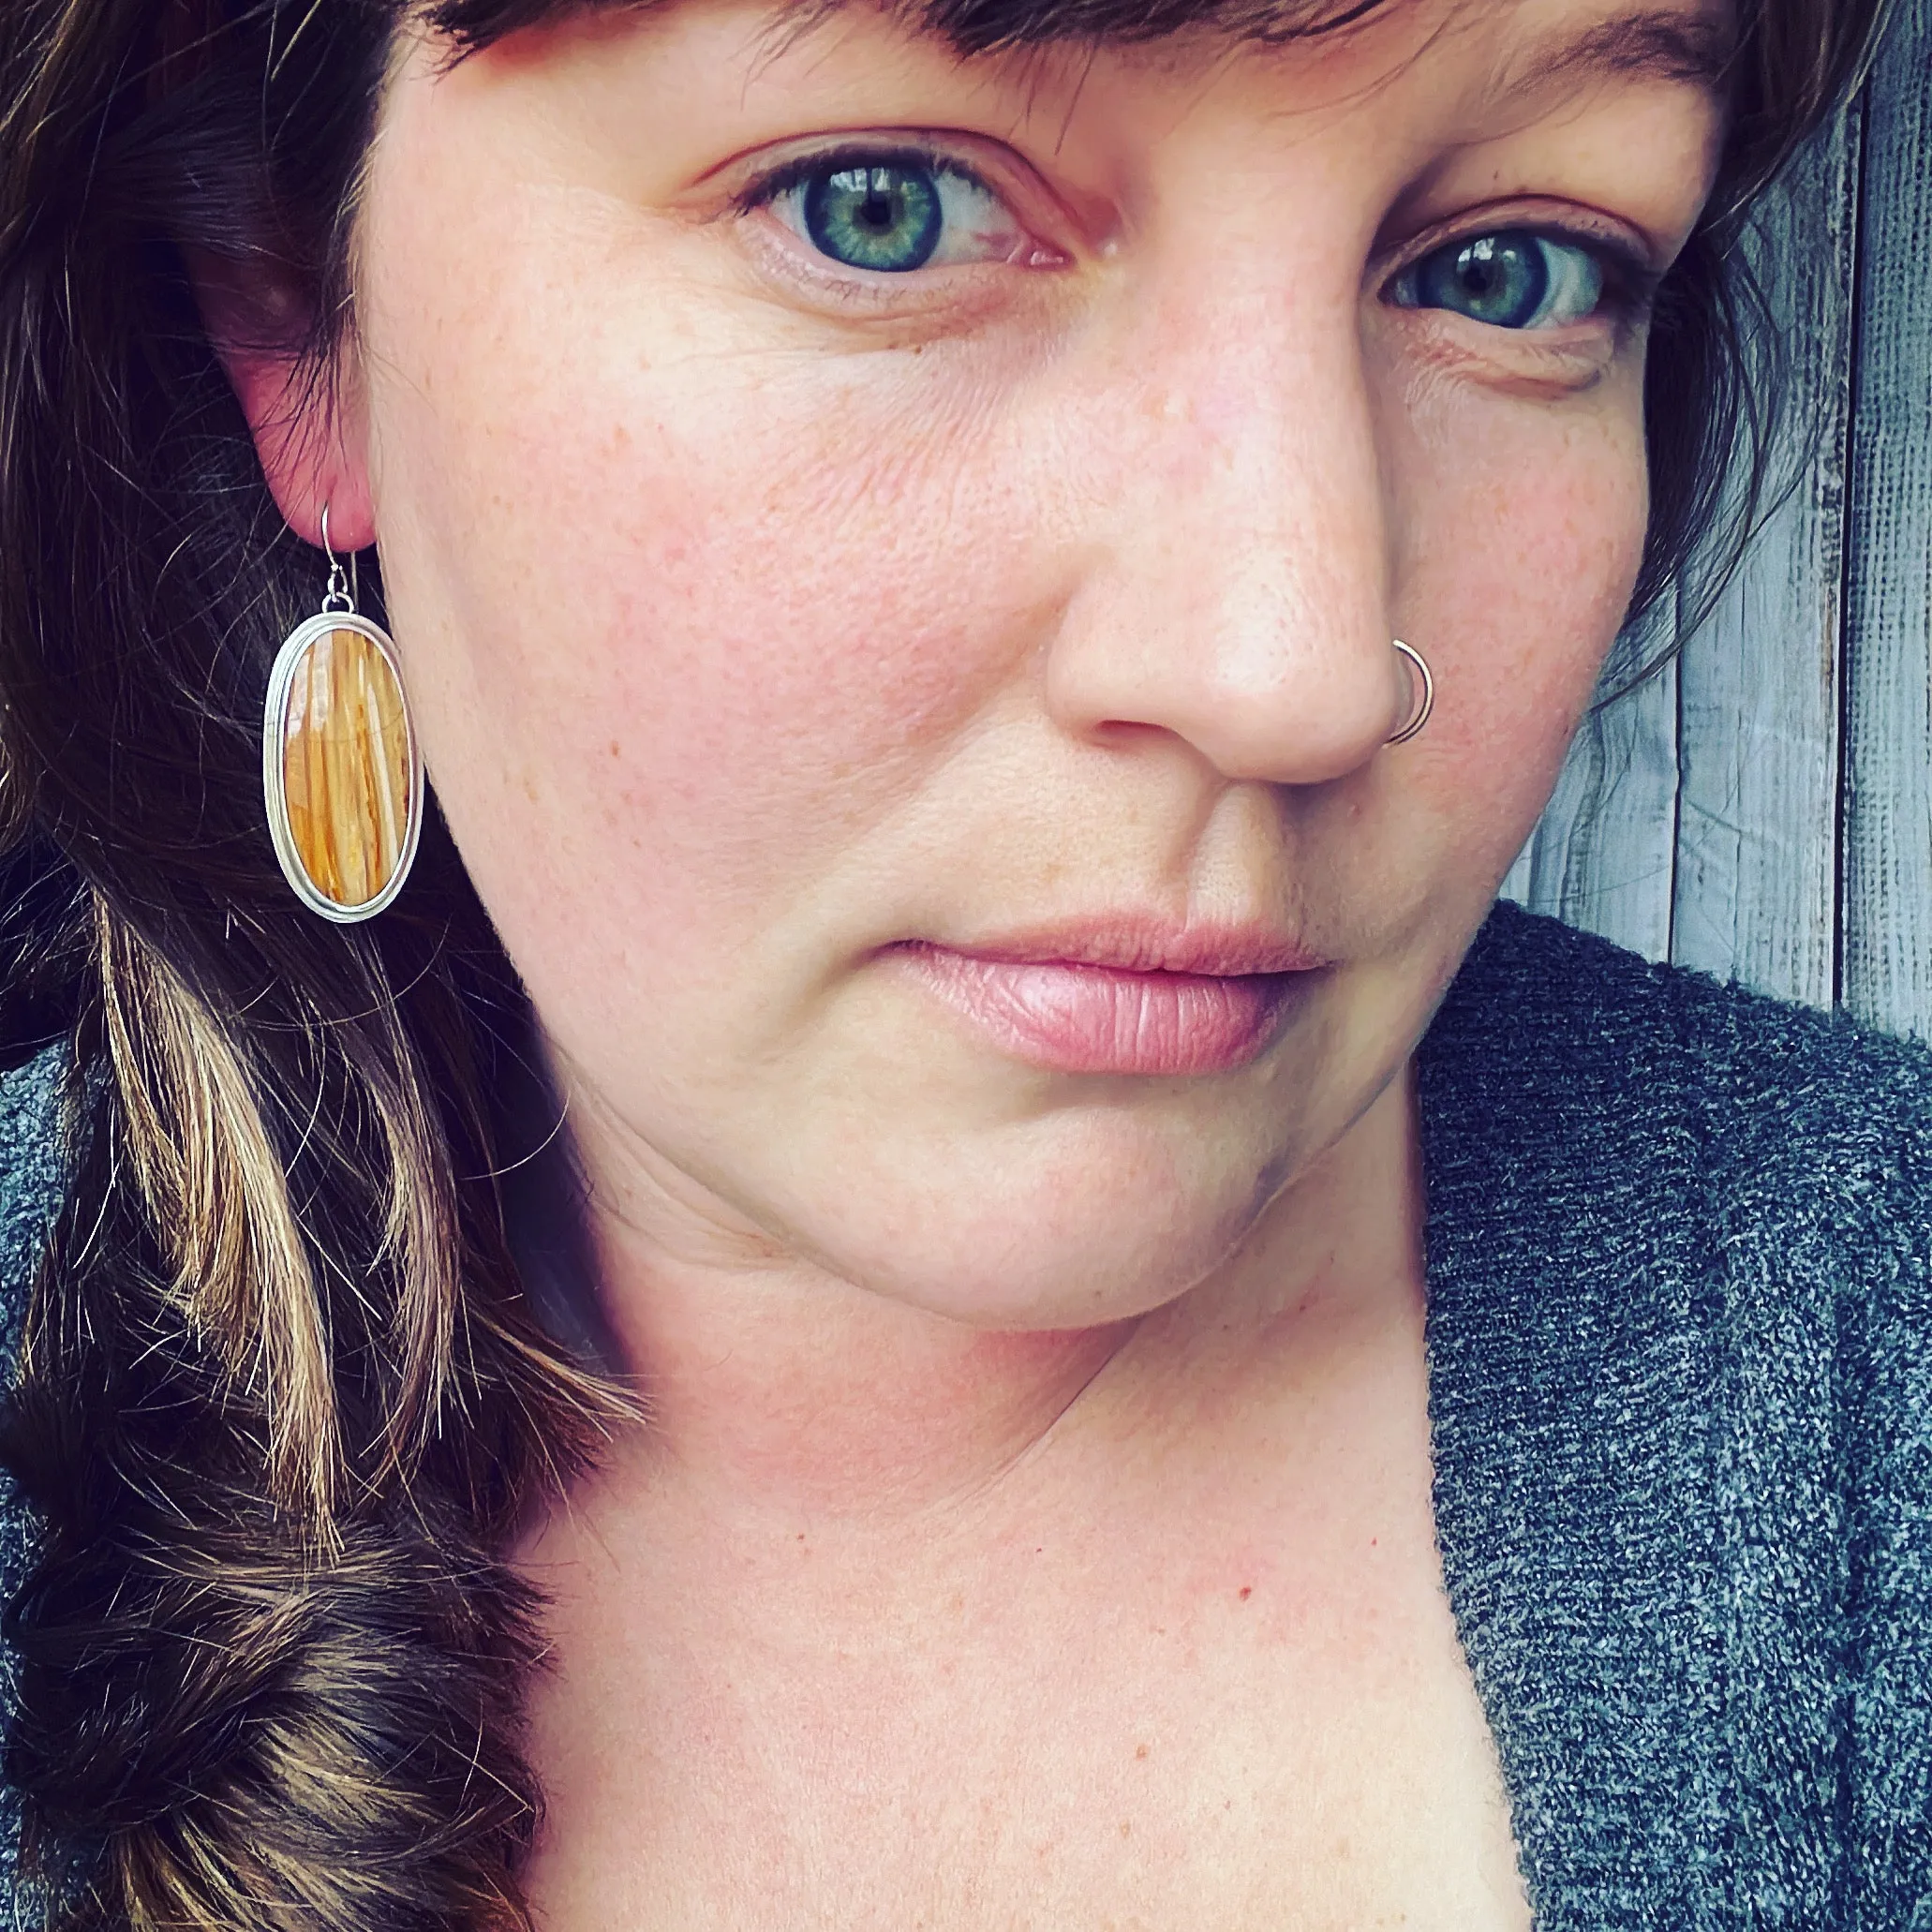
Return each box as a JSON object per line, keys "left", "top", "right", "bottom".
{"left": 425, "top": 0, "right": 1389, "bottom": 63}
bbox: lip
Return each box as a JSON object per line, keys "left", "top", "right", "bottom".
{"left": 889, "top": 922, "right": 1330, "bottom": 1077}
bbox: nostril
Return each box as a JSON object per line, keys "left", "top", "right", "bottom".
{"left": 1088, "top": 717, "right": 1174, "bottom": 748}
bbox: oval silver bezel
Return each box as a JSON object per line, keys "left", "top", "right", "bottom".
{"left": 261, "top": 612, "right": 424, "bottom": 925}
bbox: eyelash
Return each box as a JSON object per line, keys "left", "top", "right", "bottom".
{"left": 734, "top": 140, "right": 1662, "bottom": 326}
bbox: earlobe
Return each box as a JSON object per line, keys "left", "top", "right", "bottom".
{"left": 186, "top": 244, "right": 376, "bottom": 552}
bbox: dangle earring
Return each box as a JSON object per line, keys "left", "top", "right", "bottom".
{"left": 261, "top": 507, "right": 424, "bottom": 923}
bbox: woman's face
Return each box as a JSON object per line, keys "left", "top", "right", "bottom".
{"left": 337, "top": 0, "right": 1720, "bottom": 1329}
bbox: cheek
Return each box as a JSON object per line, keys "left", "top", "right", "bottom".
{"left": 364, "top": 230, "right": 1037, "bottom": 966}
{"left": 1388, "top": 359, "right": 1649, "bottom": 883}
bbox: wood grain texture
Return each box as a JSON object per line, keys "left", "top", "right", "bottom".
{"left": 1503, "top": 103, "right": 1890, "bottom": 1024}
{"left": 1671, "top": 115, "right": 1860, "bottom": 1010}
{"left": 1842, "top": 0, "right": 1932, "bottom": 1036}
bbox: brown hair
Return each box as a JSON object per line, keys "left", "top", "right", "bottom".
{"left": 0, "top": 0, "right": 1895, "bottom": 1924}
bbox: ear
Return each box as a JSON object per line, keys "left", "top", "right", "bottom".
{"left": 186, "top": 245, "right": 377, "bottom": 553}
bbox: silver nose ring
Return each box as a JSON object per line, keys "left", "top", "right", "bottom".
{"left": 1388, "top": 639, "right": 1434, "bottom": 746}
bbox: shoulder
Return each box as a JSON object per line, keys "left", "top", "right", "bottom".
{"left": 1421, "top": 897, "right": 1932, "bottom": 1476}
{"left": 1420, "top": 902, "right": 1932, "bottom": 1920}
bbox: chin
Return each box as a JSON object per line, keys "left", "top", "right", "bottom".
{"left": 781, "top": 1147, "right": 1272, "bottom": 1333}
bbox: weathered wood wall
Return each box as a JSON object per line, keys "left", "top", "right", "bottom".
{"left": 1501, "top": 0, "right": 1932, "bottom": 1037}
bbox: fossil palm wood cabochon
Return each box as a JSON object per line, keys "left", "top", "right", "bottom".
{"left": 264, "top": 615, "right": 423, "bottom": 921}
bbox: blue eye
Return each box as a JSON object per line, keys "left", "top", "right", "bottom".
{"left": 1390, "top": 230, "right": 1607, "bottom": 330}
{"left": 761, "top": 153, "right": 1026, "bottom": 275}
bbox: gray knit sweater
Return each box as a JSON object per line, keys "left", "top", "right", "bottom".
{"left": 0, "top": 900, "right": 1927, "bottom": 1927}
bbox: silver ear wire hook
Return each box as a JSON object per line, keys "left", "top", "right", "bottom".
{"left": 319, "top": 502, "right": 355, "bottom": 615}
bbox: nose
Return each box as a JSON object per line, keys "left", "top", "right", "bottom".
{"left": 1042, "top": 279, "right": 1404, "bottom": 787}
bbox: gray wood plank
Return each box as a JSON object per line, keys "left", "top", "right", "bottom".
{"left": 1670, "top": 115, "right": 1860, "bottom": 1010}
{"left": 1498, "top": 833, "right": 1536, "bottom": 909}
{"left": 1843, "top": 0, "right": 1932, "bottom": 1037}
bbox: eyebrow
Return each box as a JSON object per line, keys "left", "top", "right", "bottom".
{"left": 1481, "top": 7, "right": 1738, "bottom": 108}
